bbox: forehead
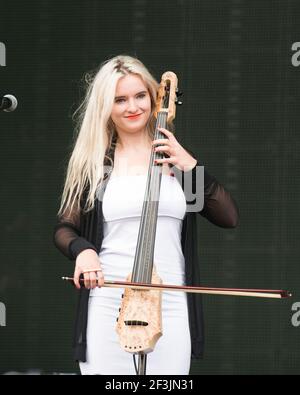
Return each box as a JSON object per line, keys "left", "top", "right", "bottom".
{"left": 115, "top": 74, "right": 147, "bottom": 95}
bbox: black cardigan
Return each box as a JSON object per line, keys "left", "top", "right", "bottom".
{"left": 53, "top": 149, "right": 239, "bottom": 362}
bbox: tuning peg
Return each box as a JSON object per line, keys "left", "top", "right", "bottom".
{"left": 175, "top": 99, "right": 183, "bottom": 105}
{"left": 175, "top": 89, "right": 183, "bottom": 97}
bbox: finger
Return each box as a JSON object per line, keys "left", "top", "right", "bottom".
{"left": 83, "top": 272, "right": 91, "bottom": 289}
{"left": 155, "top": 157, "right": 175, "bottom": 164}
{"left": 73, "top": 268, "right": 81, "bottom": 289}
{"left": 89, "top": 272, "right": 97, "bottom": 289}
{"left": 157, "top": 127, "right": 175, "bottom": 139}
{"left": 154, "top": 145, "right": 171, "bottom": 153}
{"left": 152, "top": 138, "right": 170, "bottom": 146}
{"left": 96, "top": 271, "right": 105, "bottom": 287}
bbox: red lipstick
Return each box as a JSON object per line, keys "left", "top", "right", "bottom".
{"left": 126, "top": 113, "right": 142, "bottom": 119}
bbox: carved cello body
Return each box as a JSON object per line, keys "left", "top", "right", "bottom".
{"left": 116, "top": 267, "right": 162, "bottom": 354}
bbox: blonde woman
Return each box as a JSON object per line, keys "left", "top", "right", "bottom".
{"left": 53, "top": 54, "right": 239, "bottom": 375}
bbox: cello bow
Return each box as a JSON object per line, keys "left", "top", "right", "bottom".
{"left": 61, "top": 277, "right": 291, "bottom": 299}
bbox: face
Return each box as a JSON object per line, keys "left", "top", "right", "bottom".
{"left": 110, "top": 74, "right": 152, "bottom": 136}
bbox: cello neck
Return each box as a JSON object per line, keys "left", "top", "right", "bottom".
{"left": 131, "top": 111, "right": 168, "bottom": 283}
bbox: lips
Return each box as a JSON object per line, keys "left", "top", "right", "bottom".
{"left": 125, "top": 113, "right": 142, "bottom": 119}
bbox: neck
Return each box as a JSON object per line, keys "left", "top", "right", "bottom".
{"left": 116, "top": 129, "right": 152, "bottom": 152}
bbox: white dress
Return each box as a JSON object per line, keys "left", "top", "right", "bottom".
{"left": 79, "top": 173, "right": 191, "bottom": 375}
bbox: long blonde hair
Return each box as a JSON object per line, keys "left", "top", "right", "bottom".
{"left": 57, "top": 54, "right": 160, "bottom": 218}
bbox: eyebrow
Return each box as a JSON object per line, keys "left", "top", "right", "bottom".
{"left": 114, "top": 90, "right": 147, "bottom": 100}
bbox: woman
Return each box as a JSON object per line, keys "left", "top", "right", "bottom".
{"left": 53, "top": 54, "right": 239, "bottom": 375}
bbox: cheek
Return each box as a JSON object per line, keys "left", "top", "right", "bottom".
{"left": 143, "top": 96, "right": 152, "bottom": 112}
{"left": 111, "top": 105, "right": 123, "bottom": 121}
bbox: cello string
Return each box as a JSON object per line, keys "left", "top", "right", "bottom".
{"left": 134, "top": 108, "right": 167, "bottom": 283}
{"left": 138, "top": 114, "right": 159, "bottom": 282}
{"left": 146, "top": 111, "right": 164, "bottom": 282}
{"left": 141, "top": 110, "right": 166, "bottom": 282}
{"left": 137, "top": 111, "right": 162, "bottom": 283}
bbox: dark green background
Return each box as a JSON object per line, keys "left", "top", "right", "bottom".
{"left": 0, "top": 0, "right": 299, "bottom": 374}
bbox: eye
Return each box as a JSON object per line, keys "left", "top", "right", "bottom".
{"left": 115, "top": 93, "right": 147, "bottom": 103}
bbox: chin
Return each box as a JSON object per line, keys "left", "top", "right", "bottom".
{"left": 126, "top": 121, "right": 148, "bottom": 130}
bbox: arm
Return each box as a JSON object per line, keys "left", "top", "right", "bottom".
{"left": 53, "top": 200, "right": 104, "bottom": 289}
{"left": 152, "top": 128, "right": 239, "bottom": 228}
{"left": 200, "top": 167, "right": 239, "bottom": 228}
{"left": 53, "top": 203, "right": 97, "bottom": 261}
{"left": 181, "top": 147, "right": 240, "bottom": 228}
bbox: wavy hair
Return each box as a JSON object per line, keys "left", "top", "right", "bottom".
{"left": 57, "top": 54, "right": 160, "bottom": 218}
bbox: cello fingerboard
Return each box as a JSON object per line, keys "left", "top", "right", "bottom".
{"left": 131, "top": 110, "right": 168, "bottom": 284}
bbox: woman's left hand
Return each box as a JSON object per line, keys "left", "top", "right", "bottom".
{"left": 153, "top": 127, "right": 197, "bottom": 172}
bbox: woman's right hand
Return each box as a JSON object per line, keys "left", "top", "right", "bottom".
{"left": 73, "top": 248, "right": 105, "bottom": 290}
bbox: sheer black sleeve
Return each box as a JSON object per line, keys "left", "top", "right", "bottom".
{"left": 53, "top": 202, "right": 97, "bottom": 261}
{"left": 179, "top": 149, "right": 239, "bottom": 228}
{"left": 174, "top": 149, "right": 239, "bottom": 228}
{"left": 200, "top": 169, "right": 239, "bottom": 228}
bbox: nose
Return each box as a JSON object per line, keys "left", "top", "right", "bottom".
{"left": 127, "top": 98, "right": 139, "bottom": 113}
